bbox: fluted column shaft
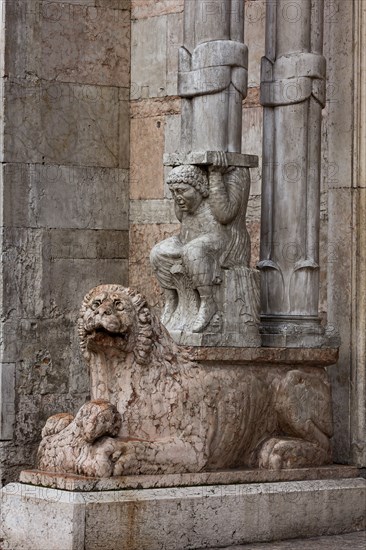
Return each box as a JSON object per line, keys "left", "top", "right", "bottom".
{"left": 259, "top": 0, "right": 326, "bottom": 346}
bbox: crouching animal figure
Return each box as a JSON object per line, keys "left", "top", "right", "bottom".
{"left": 37, "top": 285, "right": 333, "bottom": 477}
{"left": 37, "top": 400, "right": 125, "bottom": 477}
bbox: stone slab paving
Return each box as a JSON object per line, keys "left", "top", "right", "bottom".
{"left": 214, "top": 531, "right": 366, "bottom": 549}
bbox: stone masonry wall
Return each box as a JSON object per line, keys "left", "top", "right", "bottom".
{"left": 0, "top": 0, "right": 131, "bottom": 484}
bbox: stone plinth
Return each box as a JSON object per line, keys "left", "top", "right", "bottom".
{"left": 163, "top": 151, "right": 259, "bottom": 168}
{"left": 1, "top": 479, "right": 365, "bottom": 550}
{"left": 19, "top": 465, "right": 359, "bottom": 492}
{"left": 189, "top": 346, "right": 339, "bottom": 366}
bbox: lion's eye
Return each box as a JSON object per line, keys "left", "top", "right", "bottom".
{"left": 114, "top": 300, "right": 124, "bottom": 311}
{"left": 91, "top": 300, "right": 102, "bottom": 311}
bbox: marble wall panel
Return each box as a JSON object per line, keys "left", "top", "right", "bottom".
{"left": 245, "top": 0, "right": 266, "bottom": 89}
{"left": 242, "top": 106, "right": 263, "bottom": 196}
{"left": 326, "top": 188, "right": 353, "bottom": 463}
{"left": 166, "top": 12, "right": 184, "bottom": 96}
{"left": 130, "top": 117, "right": 165, "bottom": 199}
{"left": 2, "top": 164, "right": 129, "bottom": 230}
{"left": 129, "top": 223, "right": 179, "bottom": 311}
{"left": 131, "top": 16, "right": 167, "bottom": 99}
{"left": 132, "top": 0, "right": 183, "bottom": 20}
{"left": 3, "top": 80, "right": 123, "bottom": 167}
{"left": 5, "top": 1, "right": 130, "bottom": 86}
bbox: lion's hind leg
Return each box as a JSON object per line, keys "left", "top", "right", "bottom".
{"left": 258, "top": 436, "right": 330, "bottom": 469}
{"left": 258, "top": 369, "right": 333, "bottom": 470}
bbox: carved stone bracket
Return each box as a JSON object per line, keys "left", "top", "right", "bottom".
{"left": 164, "top": 151, "right": 258, "bottom": 169}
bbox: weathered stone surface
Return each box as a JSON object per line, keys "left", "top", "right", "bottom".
{"left": 47, "top": 230, "right": 129, "bottom": 260}
{"left": 118, "top": 97, "right": 131, "bottom": 169}
{"left": 3, "top": 80, "right": 124, "bottom": 167}
{"left": 130, "top": 97, "right": 181, "bottom": 118}
{"left": 130, "top": 200, "right": 176, "bottom": 225}
{"left": 245, "top": 86, "right": 261, "bottom": 107}
{"left": 248, "top": 218, "right": 261, "bottom": 268}
{"left": 0, "top": 226, "right": 128, "bottom": 322}
{"left": 242, "top": 106, "right": 263, "bottom": 195}
{"left": 326, "top": 188, "right": 353, "bottom": 463}
{"left": 178, "top": 0, "right": 247, "bottom": 153}
{"left": 130, "top": 223, "right": 179, "bottom": 310}
{"left": 11, "top": 4, "right": 130, "bottom": 87}
{"left": 151, "top": 160, "right": 260, "bottom": 345}
{"left": 166, "top": 13, "right": 184, "bottom": 96}
{"left": 97, "top": 0, "right": 130, "bottom": 10}
{"left": 189, "top": 346, "right": 339, "bottom": 367}
{"left": 1, "top": 228, "right": 45, "bottom": 320}
{"left": 132, "top": 0, "right": 183, "bottom": 20}
{"left": 0, "top": 224, "right": 128, "bottom": 481}
{"left": 2, "top": 164, "right": 129, "bottom": 230}
{"left": 131, "top": 16, "right": 168, "bottom": 99}
{"left": 130, "top": 117, "right": 165, "bottom": 199}
{"left": 323, "top": 0, "right": 354, "bottom": 191}
{"left": 322, "top": 0, "right": 365, "bottom": 466}
{"left": 1, "top": 479, "right": 365, "bottom": 549}
{"left": 0, "top": 364, "right": 15, "bottom": 440}
{"left": 47, "top": 259, "right": 128, "bottom": 316}
{"left": 218, "top": 531, "right": 366, "bottom": 550}
{"left": 0, "top": 0, "right": 131, "bottom": 491}
{"left": 245, "top": 0, "right": 266, "bottom": 88}
{"left": 165, "top": 114, "right": 181, "bottom": 154}
{"left": 19, "top": 465, "right": 360, "bottom": 492}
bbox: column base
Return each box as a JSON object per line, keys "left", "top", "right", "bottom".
{"left": 260, "top": 316, "right": 341, "bottom": 348}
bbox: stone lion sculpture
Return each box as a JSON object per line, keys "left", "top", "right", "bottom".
{"left": 37, "top": 284, "right": 333, "bottom": 477}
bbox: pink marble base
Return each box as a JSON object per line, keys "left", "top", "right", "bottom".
{"left": 20, "top": 465, "right": 358, "bottom": 492}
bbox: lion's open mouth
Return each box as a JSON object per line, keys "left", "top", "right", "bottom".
{"left": 86, "top": 327, "right": 130, "bottom": 350}
{"left": 93, "top": 327, "right": 128, "bottom": 339}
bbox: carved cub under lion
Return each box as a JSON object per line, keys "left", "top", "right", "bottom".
{"left": 37, "top": 284, "right": 333, "bottom": 477}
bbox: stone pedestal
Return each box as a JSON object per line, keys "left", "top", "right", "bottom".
{"left": 0, "top": 345, "right": 353, "bottom": 549}
{"left": 1, "top": 477, "right": 365, "bottom": 550}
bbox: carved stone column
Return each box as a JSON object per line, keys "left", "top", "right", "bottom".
{"left": 160, "top": 0, "right": 260, "bottom": 347}
{"left": 259, "top": 0, "right": 331, "bottom": 346}
{"left": 179, "top": 0, "right": 246, "bottom": 152}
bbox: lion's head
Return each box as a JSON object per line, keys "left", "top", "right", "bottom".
{"left": 79, "top": 285, "right": 154, "bottom": 365}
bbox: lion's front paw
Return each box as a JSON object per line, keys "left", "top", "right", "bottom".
{"left": 258, "top": 437, "right": 329, "bottom": 470}
{"left": 76, "top": 437, "right": 127, "bottom": 478}
{"left": 258, "top": 438, "right": 283, "bottom": 469}
{"left": 112, "top": 441, "right": 140, "bottom": 476}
